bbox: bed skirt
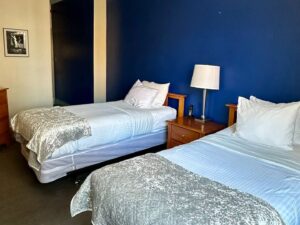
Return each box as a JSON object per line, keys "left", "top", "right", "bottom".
{"left": 19, "top": 130, "right": 167, "bottom": 183}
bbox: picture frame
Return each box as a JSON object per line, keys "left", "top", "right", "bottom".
{"left": 3, "top": 28, "right": 29, "bottom": 57}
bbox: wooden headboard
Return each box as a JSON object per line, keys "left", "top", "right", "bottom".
{"left": 226, "top": 104, "right": 237, "bottom": 126}
{"left": 164, "top": 93, "right": 187, "bottom": 118}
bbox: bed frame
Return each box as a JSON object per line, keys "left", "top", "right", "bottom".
{"left": 164, "top": 93, "right": 186, "bottom": 117}
{"left": 226, "top": 104, "right": 237, "bottom": 126}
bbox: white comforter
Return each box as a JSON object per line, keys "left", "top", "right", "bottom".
{"left": 51, "top": 101, "right": 176, "bottom": 158}
{"left": 19, "top": 101, "right": 175, "bottom": 161}
{"left": 158, "top": 127, "right": 300, "bottom": 225}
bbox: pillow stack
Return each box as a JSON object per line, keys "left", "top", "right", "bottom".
{"left": 124, "top": 79, "right": 170, "bottom": 109}
{"left": 235, "top": 96, "right": 300, "bottom": 150}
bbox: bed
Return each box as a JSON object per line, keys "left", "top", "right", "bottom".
{"left": 11, "top": 79, "right": 186, "bottom": 183}
{"left": 70, "top": 97, "right": 300, "bottom": 225}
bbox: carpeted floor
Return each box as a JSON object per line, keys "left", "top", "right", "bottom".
{"left": 0, "top": 143, "right": 91, "bottom": 225}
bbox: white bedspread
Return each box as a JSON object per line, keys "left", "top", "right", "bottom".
{"left": 158, "top": 127, "right": 300, "bottom": 225}
{"left": 50, "top": 101, "right": 176, "bottom": 158}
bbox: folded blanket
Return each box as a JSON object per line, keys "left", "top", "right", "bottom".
{"left": 11, "top": 107, "right": 91, "bottom": 170}
{"left": 71, "top": 154, "right": 284, "bottom": 225}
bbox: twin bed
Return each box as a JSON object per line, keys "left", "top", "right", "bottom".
{"left": 70, "top": 97, "right": 300, "bottom": 225}
{"left": 11, "top": 89, "right": 186, "bottom": 183}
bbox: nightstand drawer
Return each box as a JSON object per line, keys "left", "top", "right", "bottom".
{"left": 0, "top": 104, "right": 8, "bottom": 119}
{"left": 0, "top": 118, "right": 9, "bottom": 134}
{"left": 0, "top": 88, "right": 10, "bottom": 145}
{"left": 168, "top": 139, "right": 184, "bottom": 148}
{"left": 0, "top": 132, "right": 10, "bottom": 145}
{"left": 167, "top": 117, "right": 225, "bottom": 149}
{"left": 0, "top": 91, "right": 7, "bottom": 104}
{"left": 171, "top": 125, "right": 201, "bottom": 143}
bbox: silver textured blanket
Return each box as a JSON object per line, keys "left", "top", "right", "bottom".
{"left": 11, "top": 107, "right": 91, "bottom": 170}
{"left": 71, "top": 154, "right": 284, "bottom": 225}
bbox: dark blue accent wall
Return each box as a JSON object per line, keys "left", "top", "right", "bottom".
{"left": 107, "top": 0, "right": 300, "bottom": 123}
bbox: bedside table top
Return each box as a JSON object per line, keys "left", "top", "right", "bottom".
{"left": 0, "top": 88, "right": 8, "bottom": 92}
{"left": 168, "top": 117, "right": 226, "bottom": 135}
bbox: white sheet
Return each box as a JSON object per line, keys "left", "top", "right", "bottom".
{"left": 158, "top": 127, "right": 300, "bottom": 225}
{"left": 51, "top": 101, "right": 176, "bottom": 158}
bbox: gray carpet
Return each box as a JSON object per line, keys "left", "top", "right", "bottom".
{"left": 0, "top": 143, "right": 91, "bottom": 225}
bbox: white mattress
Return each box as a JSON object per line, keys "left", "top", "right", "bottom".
{"left": 51, "top": 101, "right": 176, "bottom": 159}
{"left": 24, "top": 130, "right": 167, "bottom": 183}
{"left": 159, "top": 126, "right": 300, "bottom": 225}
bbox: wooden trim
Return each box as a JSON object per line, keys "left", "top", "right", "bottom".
{"left": 0, "top": 88, "right": 9, "bottom": 92}
{"left": 164, "top": 93, "right": 187, "bottom": 118}
{"left": 226, "top": 104, "right": 237, "bottom": 127}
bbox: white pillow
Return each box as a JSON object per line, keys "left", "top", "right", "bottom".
{"left": 250, "top": 96, "right": 300, "bottom": 146}
{"left": 124, "top": 86, "right": 158, "bottom": 108}
{"left": 236, "top": 97, "right": 299, "bottom": 150}
{"left": 131, "top": 79, "right": 143, "bottom": 88}
{"left": 142, "top": 81, "right": 170, "bottom": 107}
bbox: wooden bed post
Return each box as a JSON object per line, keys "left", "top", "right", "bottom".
{"left": 226, "top": 104, "right": 237, "bottom": 127}
{"left": 164, "top": 93, "right": 187, "bottom": 118}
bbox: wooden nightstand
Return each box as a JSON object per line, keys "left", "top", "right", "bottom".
{"left": 0, "top": 88, "right": 10, "bottom": 146}
{"left": 167, "top": 117, "right": 225, "bottom": 148}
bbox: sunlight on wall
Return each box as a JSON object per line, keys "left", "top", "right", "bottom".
{"left": 94, "top": 0, "right": 107, "bottom": 103}
{"left": 0, "top": 0, "right": 53, "bottom": 116}
{"left": 0, "top": 0, "right": 107, "bottom": 116}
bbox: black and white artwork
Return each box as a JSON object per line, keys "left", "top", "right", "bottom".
{"left": 3, "top": 28, "right": 29, "bottom": 57}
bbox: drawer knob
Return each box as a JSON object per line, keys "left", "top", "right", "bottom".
{"left": 181, "top": 134, "right": 185, "bottom": 137}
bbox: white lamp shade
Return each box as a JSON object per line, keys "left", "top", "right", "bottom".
{"left": 190, "top": 64, "right": 220, "bottom": 90}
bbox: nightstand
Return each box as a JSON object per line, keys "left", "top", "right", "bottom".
{"left": 167, "top": 117, "right": 225, "bottom": 148}
{"left": 0, "top": 88, "right": 10, "bottom": 146}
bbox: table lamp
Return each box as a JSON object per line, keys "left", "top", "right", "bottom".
{"left": 190, "top": 64, "right": 220, "bottom": 122}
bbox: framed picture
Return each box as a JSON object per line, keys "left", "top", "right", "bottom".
{"left": 3, "top": 28, "right": 29, "bottom": 57}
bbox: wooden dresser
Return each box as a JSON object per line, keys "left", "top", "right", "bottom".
{"left": 0, "top": 88, "right": 10, "bottom": 145}
{"left": 167, "top": 117, "right": 225, "bottom": 148}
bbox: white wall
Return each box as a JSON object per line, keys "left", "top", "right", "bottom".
{"left": 94, "top": 0, "right": 107, "bottom": 103}
{"left": 0, "top": 0, "right": 107, "bottom": 117}
{"left": 0, "top": 0, "right": 53, "bottom": 116}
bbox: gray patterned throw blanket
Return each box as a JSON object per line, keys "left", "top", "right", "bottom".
{"left": 71, "top": 154, "right": 284, "bottom": 225}
{"left": 11, "top": 107, "right": 91, "bottom": 170}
